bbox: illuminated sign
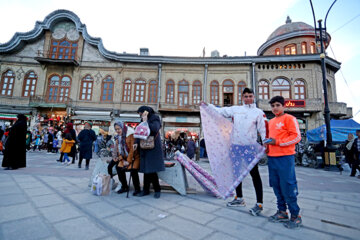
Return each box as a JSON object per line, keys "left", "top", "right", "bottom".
{"left": 284, "top": 100, "right": 306, "bottom": 108}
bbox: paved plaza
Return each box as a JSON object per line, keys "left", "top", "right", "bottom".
{"left": 0, "top": 151, "right": 360, "bottom": 240}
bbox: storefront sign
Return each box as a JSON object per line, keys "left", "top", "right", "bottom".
{"left": 284, "top": 100, "right": 306, "bottom": 108}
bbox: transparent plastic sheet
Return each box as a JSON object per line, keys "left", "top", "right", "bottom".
{"left": 134, "top": 121, "right": 150, "bottom": 140}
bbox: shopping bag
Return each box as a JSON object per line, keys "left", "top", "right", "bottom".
{"left": 100, "top": 174, "right": 111, "bottom": 195}
{"left": 91, "top": 174, "right": 103, "bottom": 196}
{"left": 134, "top": 121, "right": 150, "bottom": 140}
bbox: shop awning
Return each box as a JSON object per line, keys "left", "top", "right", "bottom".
{"left": 0, "top": 113, "right": 31, "bottom": 120}
{"left": 162, "top": 116, "right": 200, "bottom": 123}
{"left": 74, "top": 111, "right": 111, "bottom": 116}
{"left": 71, "top": 115, "right": 111, "bottom": 121}
{"left": 116, "top": 113, "right": 141, "bottom": 123}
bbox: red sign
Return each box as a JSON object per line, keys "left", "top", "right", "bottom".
{"left": 284, "top": 100, "right": 306, "bottom": 108}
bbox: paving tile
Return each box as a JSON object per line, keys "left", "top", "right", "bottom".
{"left": 177, "top": 198, "right": 221, "bottom": 213}
{"left": 67, "top": 192, "right": 101, "bottom": 204}
{"left": 157, "top": 215, "right": 213, "bottom": 240}
{"left": 0, "top": 216, "right": 51, "bottom": 240}
{"left": 105, "top": 213, "right": 155, "bottom": 238}
{"left": 16, "top": 181, "right": 45, "bottom": 189}
{"left": 126, "top": 204, "right": 168, "bottom": 221}
{"left": 83, "top": 201, "right": 123, "bottom": 218}
{"left": 137, "top": 229, "right": 186, "bottom": 240}
{"left": 23, "top": 186, "right": 54, "bottom": 197}
{"left": 206, "top": 232, "right": 238, "bottom": 240}
{"left": 0, "top": 203, "right": 37, "bottom": 223}
{"left": 207, "top": 217, "right": 273, "bottom": 240}
{"left": 213, "top": 207, "right": 268, "bottom": 227}
{"left": 168, "top": 205, "right": 216, "bottom": 224}
{"left": 0, "top": 185, "right": 22, "bottom": 195}
{"left": 31, "top": 194, "right": 65, "bottom": 208}
{"left": 54, "top": 217, "right": 108, "bottom": 240}
{"left": 138, "top": 195, "right": 179, "bottom": 210}
{"left": 39, "top": 203, "right": 82, "bottom": 223}
{"left": 0, "top": 193, "right": 28, "bottom": 207}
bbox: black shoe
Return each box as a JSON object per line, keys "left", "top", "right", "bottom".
{"left": 85, "top": 165, "right": 89, "bottom": 170}
{"left": 78, "top": 164, "right": 81, "bottom": 168}
{"left": 4, "top": 167, "right": 12, "bottom": 170}
{"left": 133, "top": 190, "right": 141, "bottom": 196}
{"left": 154, "top": 192, "right": 161, "bottom": 199}
{"left": 136, "top": 190, "right": 150, "bottom": 197}
{"left": 116, "top": 187, "right": 129, "bottom": 194}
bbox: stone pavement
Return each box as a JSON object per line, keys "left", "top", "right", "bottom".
{"left": 0, "top": 151, "right": 360, "bottom": 240}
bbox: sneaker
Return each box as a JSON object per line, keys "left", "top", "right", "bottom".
{"left": 67, "top": 162, "right": 71, "bottom": 166}
{"left": 284, "top": 215, "right": 302, "bottom": 229}
{"left": 268, "top": 210, "right": 289, "bottom": 222}
{"left": 249, "top": 203, "right": 263, "bottom": 216}
{"left": 114, "top": 184, "right": 122, "bottom": 192}
{"left": 226, "top": 198, "right": 246, "bottom": 207}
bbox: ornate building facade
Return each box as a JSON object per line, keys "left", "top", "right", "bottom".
{"left": 0, "top": 10, "right": 351, "bottom": 135}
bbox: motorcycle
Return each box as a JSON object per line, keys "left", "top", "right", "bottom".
{"left": 301, "top": 144, "right": 317, "bottom": 168}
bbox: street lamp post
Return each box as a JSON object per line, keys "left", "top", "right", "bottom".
{"left": 309, "top": 0, "right": 337, "bottom": 150}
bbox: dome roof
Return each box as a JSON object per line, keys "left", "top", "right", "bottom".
{"left": 267, "top": 16, "right": 314, "bottom": 41}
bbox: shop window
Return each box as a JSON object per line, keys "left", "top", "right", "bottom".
{"left": 22, "top": 71, "right": 37, "bottom": 97}
{"left": 222, "top": 79, "right": 234, "bottom": 106}
{"left": 272, "top": 78, "right": 291, "bottom": 99}
{"left": 301, "top": 42, "right": 307, "bottom": 54}
{"left": 122, "top": 79, "right": 132, "bottom": 102}
{"left": 310, "top": 42, "right": 316, "bottom": 54}
{"left": 165, "top": 79, "right": 175, "bottom": 104}
{"left": 101, "top": 75, "right": 114, "bottom": 102}
{"left": 284, "top": 44, "right": 297, "bottom": 55}
{"left": 192, "top": 80, "right": 202, "bottom": 105}
{"left": 1, "top": 70, "right": 15, "bottom": 96}
{"left": 178, "top": 80, "right": 189, "bottom": 107}
{"left": 210, "top": 80, "right": 219, "bottom": 105}
{"left": 148, "top": 80, "right": 158, "bottom": 103}
{"left": 79, "top": 74, "right": 93, "bottom": 100}
{"left": 275, "top": 48, "right": 280, "bottom": 55}
{"left": 47, "top": 74, "right": 71, "bottom": 102}
{"left": 237, "top": 81, "right": 246, "bottom": 105}
{"left": 134, "top": 79, "right": 146, "bottom": 102}
{"left": 294, "top": 79, "right": 306, "bottom": 99}
{"left": 50, "top": 38, "right": 78, "bottom": 60}
{"left": 258, "top": 80, "right": 269, "bottom": 100}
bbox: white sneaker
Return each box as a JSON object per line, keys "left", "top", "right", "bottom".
{"left": 67, "top": 162, "right": 71, "bottom": 166}
{"left": 114, "top": 184, "right": 122, "bottom": 192}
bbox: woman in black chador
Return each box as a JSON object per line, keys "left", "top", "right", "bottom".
{"left": 2, "top": 114, "right": 27, "bottom": 170}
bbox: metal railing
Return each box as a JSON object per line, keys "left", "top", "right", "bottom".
{"left": 36, "top": 50, "right": 81, "bottom": 62}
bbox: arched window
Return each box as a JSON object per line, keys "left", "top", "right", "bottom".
{"left": 301, "top": 42, "right": 307, "bottom": 54}
{"left": 275, "top": 48, "right": 280, "bottom": 55}
{"left": 294, "top": 80, "right": 306, "bottom": 99}
{"left": 258, "top": 80, "right": 269, "bottom": 100}
{"left": 210, "top": 80, "right": 219, "bottom": 105}
{"left": 22, "top": 71, "right": 37, "bottom": 97}
{"left": 310, "top": 42, "right": 316, "bottom": 54}
{"left": 237, "top": 81, "right": 247, "bottom": 105}
{"left": 223, "top": 79, "right": 234, "bottom": 106}
{"left": 101, "top": 75, "right": 114, "bottom": 102}
{"left": 192, "top": 80, "right": 202, "bottom": 105}
{"left": 47, "top": 74, "right": 71, "bottom": 102}
{"left": 50, "top": 38, "right": 78, "bottom": 60}
{"left": 284, "top": 44, "right": 297, "bottom": 55}
{"left": 272, "top": 78, "right": 291, "bottom": 99}
{"left": 148, "top": 80, "right": 158, "bottom": 103}
{"left": 80, "top": 74, "right": 93, "bottom": 100}
{"left": 1, "top": 70, "right": 15, "bottom": 96}
{"left": 134, "top": 79, "right": 146, "bottom": 102}
{"left": 166, "top": 80, "right": 175, "bottom": 104}
{"left": 122, "top": 79, "right": 132, "bottom": 102}
{"left": 178, "top": 80, "right": 189, "bottom": 106}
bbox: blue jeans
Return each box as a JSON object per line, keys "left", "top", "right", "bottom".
{"left": 268, "top": 155, "right": 300, "bottom": 217}
{"left": 64, "top": 153, "right": 70, "bottom": 163}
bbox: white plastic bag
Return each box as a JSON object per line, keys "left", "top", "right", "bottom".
{"left": 91, "top": 174, "right": 103, "bottom": 196}
{"left": 134, "top": 121, "right": 150, "bottom": 140}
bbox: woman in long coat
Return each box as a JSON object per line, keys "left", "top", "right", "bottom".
{"left": 78, "top": 122, "right": 97, "bottom": 170}
{"left": 135, "top": 106, "right": 165, "bottom": 198}
{"left": 63, "top": 123, "right": 77, "bottom": 164}
{"left": 2, "top": 114, "right": 27, "bottom": 170}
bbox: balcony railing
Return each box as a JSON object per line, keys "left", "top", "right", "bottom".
{"left": 158, "top": 102, "right": 200, "bottom": 112}
{"left": 35, "top": 50, "right": 80, "bottom": 66}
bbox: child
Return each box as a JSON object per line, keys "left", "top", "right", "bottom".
{"left": 33, "top": 133, "right": 42, "bottom": 151}
{"left": 52, "top": 137, "right": 59, "bottom": 153}
{"left": 60, "top": 133, "right": 75, "bottom": 166}
{"left": 265, "top": 96, "right": 302, "bottom": 229}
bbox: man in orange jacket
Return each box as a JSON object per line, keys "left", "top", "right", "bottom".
{"left": 265, "top": 96, "right": 302, "bottom": 229}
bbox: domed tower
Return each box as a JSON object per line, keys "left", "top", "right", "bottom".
{"left": 257, "top": 16, "right": 331, "bottom": 56}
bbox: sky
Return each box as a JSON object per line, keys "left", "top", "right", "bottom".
{"left": 0, "top": 0, "right": 359, "bottom": 123}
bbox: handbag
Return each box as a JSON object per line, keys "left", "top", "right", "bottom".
{"left": 140, "top": 132, "right": 159, "bottom": 150}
